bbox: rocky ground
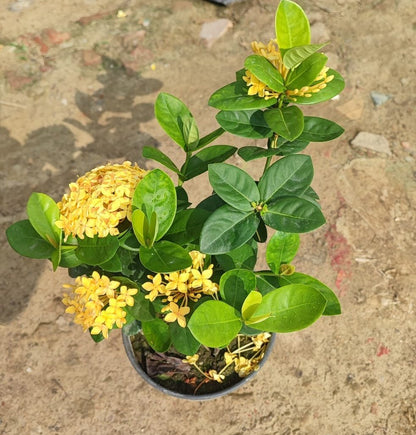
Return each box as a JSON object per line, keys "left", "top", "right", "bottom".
{"left": 1, "top": 0, "right": 415, "bottom": 434}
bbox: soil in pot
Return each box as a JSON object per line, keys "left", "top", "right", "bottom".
{"left": 127, "top": 332, "right": 274, "bottom": 396}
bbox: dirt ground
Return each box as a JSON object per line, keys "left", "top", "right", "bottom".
{"left": 1, "top": 0, "right": 415, "bottom": 433}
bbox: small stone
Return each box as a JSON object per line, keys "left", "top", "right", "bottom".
{"left": 370, "top": 91, "right": 391, "bottom": 107}
{"left": 8, "top": 0, "right": 33, "bottom": 12}
{"left": 351, "top": 132, "right": 391, "bottom": 155}
{"left": 336, "top": 97, "right": 364, "bottom": 120}
{"left": 5, "top": 71, "right": 36, "bottom": 90}
{"left": 43, "top": 28, "right": 71, "bottom": 45}
{"left": 81, "top": 49, "right": 102, "bottom": 66}
{"left": 32, "top": 36, "right": 49, "bottom": 54}
{"left": 77, "top": 10, "right": 115, "bottom": 26}
{"left": 200, "top": 19, "right": 233, "bottom": 48}
{"left": 122, "top": 30, "right": 146, "bottom": 49}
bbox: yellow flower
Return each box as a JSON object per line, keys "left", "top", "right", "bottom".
{"left": 165, "top": 271, "right": 190, "bottom": 293}
{"left": 182, "top": 354, "right": 199, "bottom": 365}
{"left": 142, "top": 274, "right": 165, "bottom": 301}
{"left": 190, "top": 250, "right": 205, "bottom": 269}
{"left": 55, "top": 161, "right": 146, "bottom": 240}
{"left": 251, "top": 332, "right": 271, "bottom": 350}
{"left": 208, "top": 370, "right": 225, "bottom": 383}
{"left": 161, "top": 302, "right": 190, "bottom": 328}
{"left": 62, "top": 272, "right": 136, "bottom": 339}
{"left": 243, "top": 40, "right": 334, "bottom": 102}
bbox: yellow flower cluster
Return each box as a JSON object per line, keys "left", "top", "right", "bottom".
{"left": 142, "top": 251, "right": 218, "bottom": 328}
{"left": 62, "top": 271, "right": 138, "bottom": 339}
{"left": 243, "top": 40, "right": 334, "bottom": 101}
{"left": 55, "top": 161, "right": 146, "bottom": 240}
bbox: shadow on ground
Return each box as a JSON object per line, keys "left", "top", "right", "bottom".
{"left": 1, "top": 59, "right": 162, "bottom": 323}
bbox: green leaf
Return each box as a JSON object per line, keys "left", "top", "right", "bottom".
{"left": 292, "top": 69, "right": 345, "bottom": 105}
{"left": 208, "top": 163, "right": 260, "bottom": 211}
{"left": 131, "top": 209, "right": 148, "bottom": 247}
{"left": 242, "top": 291, "right": 265, "bottom": 322}
{"left": 26, "top": 192, "right": 61, "bottom": 248}
{"left": 119, "top": 231, "right": 141, "bottom": 252}
{"left": 216, "top": 110, "right": 273, "bottom": 139}
{"left": 259, "top": 154, "right": 313, "bottom": 203}
{"left": 283, "top": 43, "right": 327, "bottom": 69}
{"left": 255, "top": 272, "right": 281, "bottom": 295}
{"left": 188, "top": 300, "right": 242, "bottom": 348}
{"left": 142, "top": 146, "right": 181, "bottom": 174}
{"left": 99, "top": 250, "right": 123, "bottom": 272}
{"left": 59, "top": 247, "right": 82, "bottom": 268}
{"left": 216, "top": 239, "right": 258, "bottom": 272}
{"left": 275, "top": 139, "right": 309, "bottom": 156}
{"left": 219, "top": 269, "right": 257, "bottom": 311}
{"left": 142, "top": 319, "right": 171, "bottom": 352}
{"left": 123, "top": 320, "right": 141, "bottom": 336}
{"left": 298, "top": 116, "right": 344, "bottom": 142}
{"left": 200, "top": 205, "right": 259, "bottom": 255}
{"left": 262, "top": 197, "right": 325, "bottom": 233}
{"left": 266, "top": 231, "right": 300, "bottom": 274}
{"left": 155, "top": 93, "right": 199, "bottom": 151}
{"left": 125, "top": 291, "right": 156, "bottom": 322}
{"left": 279, "top": 272, "right": 341, "bottom": 315}
{"left": 90, "top": 330, "right": 105, "bottom": 342}
{"left": 196, "top": 127, "right": 225, "bottom": 150}
{"left": 285, "top": 53, "right": 328, "bottom": 90}
{"left": 75, "top": 235, "right": 119, "bottom": 265}
{"left": 169, "top": 323, "right": 200, "bottom": 355}
{"left": 176, "top": 186, "right": 191, "bottom": 211}
{"left": 133, "top": 169, "right": 176, "bottom": 240}
{"left": 164, "top": 208, "right": 210, "bottom": 245}
{"left": 182, "top": 145, "right": 237, "bottom": 180}
{"left": 6, "top": 220, "right": 55, "bottom": 259}
{"left": 250, "top": 284, "right": 327, "bottom": 332}
{"left": 276, "top": 0, "right": 311, "bottom": 50}
{"left": 264, "top": 106, "right": 304, "bottom": 141}
{"left": 139, "top": 240, "right": 192, "bottom": 273}
{"left": 197, "top": 194, "right": 225, "bottom": 212}
{"left": 209, "top": 81, "right": 277, "bottom": 111}
{"left": 244, "top": 55, "right": 285, "bottom": 93}
{"left": 238, "top": 146, "right": 279, "bottom": 162}
{"left": 254, "top": 218, "right": 268, "bottom": 243}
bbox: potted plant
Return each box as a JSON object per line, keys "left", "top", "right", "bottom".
{"left": 6, "top": 0, "right": 344, "bottom": 399}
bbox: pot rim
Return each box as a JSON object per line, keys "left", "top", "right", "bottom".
{"left": 122, "top": 331, "right": 276, "bottom": 400}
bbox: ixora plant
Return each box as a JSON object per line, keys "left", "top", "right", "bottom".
{"left": 7, "top": 0, "right": 344, "bottom": 398}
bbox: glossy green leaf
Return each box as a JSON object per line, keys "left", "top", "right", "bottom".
{"left": 208, "top": 163, "right": 260, "bottom": 211}
{"left": 182, "top": 145, "right": 237, "bottom": 180}
{"left": 254, "top": 218, "right": 268, "bottom": 243}
{"left": 293, "top": 69, "right": 345, "bottom": 105}
{"left": 244, "top": 55, "right": 285, "bottom": 93}
{"left": 298, "top": 116, "right": 344, "bottom": 142}
{"left": 241, "top": 291, "right": 263, "bottom": 321}
{"left": 275, "top": 139, "right": 309, "bottom": 156}
{"left": 139, "top": 240, "right": 192, "bottom": 273}
{"left": 219, "top": 269, "right": 257, "bottom": 311}
{"left": 132, "top": 169, "right": 176, "bottom": 240}
{"left": 275, "top": 0, "right": 311, "bottom": 50}
{"left": 216, "top": 239, "right": 258, "bottom": 271}
{"left": 6, "top": 219, "right": 55, "bottom": 259}
{"left": 250, "top": 284, "right": 327, "bottom": 332}
{"left": 75, "top": 235, "right": 119, "bottom": 265}
{"left": 238, "top": 146, "right": 280, "bottom": 162}
{"left": 142, "top": 318, "right": 171, "bottom": 352}
{"left": 283, "top": 43, "right": 327, "bottom": 69}
{"left": 196, "top": 127, "right": 225, "bottom": 150}
{"left": 169, "top": 323, "right": 200, "bottom": 356}
{"left": 26, "top": 193, "right": 61, "bottom": 248}
{"left": 188, "top": 300, "right": 242, "bottom": 348}
{"left": 125, "top": 291, "right": 155, "bottom": 322}
{"left": 216, "top": 109, "right": 272, "bottom": 139}
{"left": 142, "top": 146, "right": 181, "bottom": 174}
{"left": 209, "top": 81, "right": 277, "bottom": 111}
{"left": 262, "top": 196, "right": 325, "bottom": 233}
{"left": 123, "top": 320, "right": 141, "bottom": 336}
{"left": 256, "top": 272, "right": 281, "bottom": 295}
{"left": 264, "top": 106, "right": 304, "bottom": 141}
{"left": 176, "top": 186, "right": 191, "bottom": 211}
{"left": 119, "top": 231, "right": 141, "bottom": 252}
{"left": 154, "top": 93, "right": 199, "bottom": 151}
{"left": 131, "top": 209, "right": 147, "bottom": 247}
{"left": 59, "top": 247, "right": 82, "bottom": 268}
{"left": 200, "top": 205, "right": 259, "bottom": 255}
{"left": 99, "top": 250, "right": 123, "bottom": 272}
{"left": 197, "top": 194, "right": 225, "bottom": 212}
{"left": 285, "top": 53, "right": 328, "bottom": 90}
{"left": 266, "top": 231, "right": 300, "bottom": 274}
{"left": 279, "top": 272, "right": 341, "bottom": 315}
{"left": 164, "top": 208, "right": 210, "bottom": 245}
{"left": 259, "top": 154, "right": 313, "bottom": 203}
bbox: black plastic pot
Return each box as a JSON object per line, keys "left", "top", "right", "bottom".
{"left": 122, "top": 332, "right": 276, "bottom": 400}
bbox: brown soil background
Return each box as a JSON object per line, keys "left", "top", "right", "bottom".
{"left": 1, "top": 0, "right": 415, "bottom": 433}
